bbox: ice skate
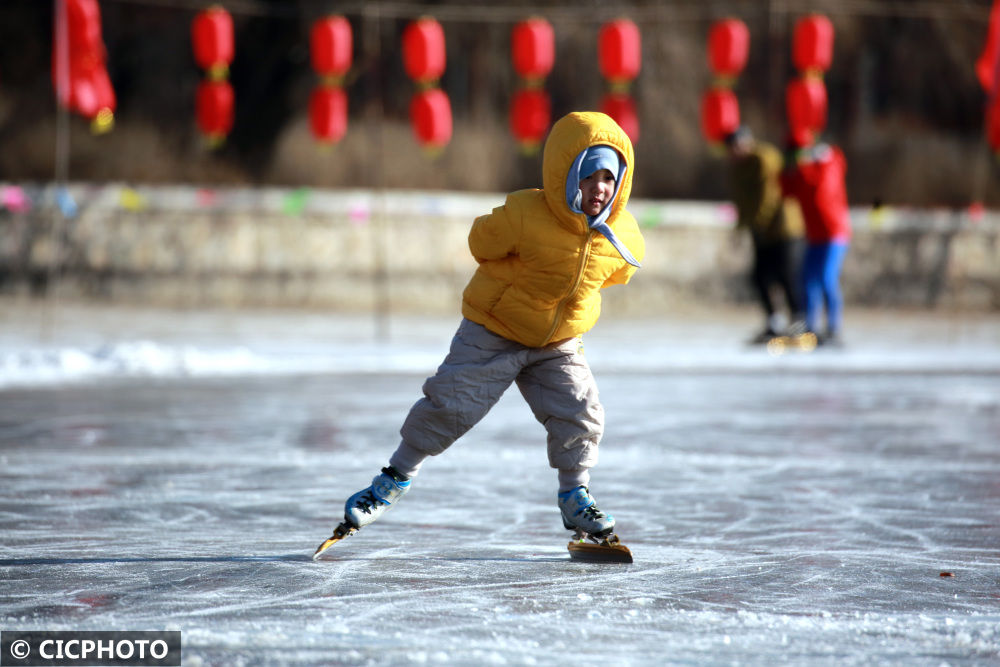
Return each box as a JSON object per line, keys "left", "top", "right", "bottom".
{"left": 786, "top": 319, "right": 808, "bottom": 337}
{"left": 817, "top": 329, "right": 844, "bottom": 348}
{"left": 313, "top": 467, "right": 410, "bottom": 560}
{"left": 762, "top": 319, "right": 818, "bottom": 355}
{"left": 344, "top": 466, "right": 411, "bottom": 528}
{"left": 559, "top": 486, "right": 632, "bottom": 563}
{"left": 748, "top": 327, "right": 780, "bottom": 345}
{"left": 558, "top": 486, "right": 615, "bottom": 537}
{"left": 312, "top": 521, "right": 357, "bottom": 560}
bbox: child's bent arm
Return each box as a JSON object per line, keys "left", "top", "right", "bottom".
{"left": 602, "top": 262, "right": 637, "bottom": 288}
{"left": 468, "top": 204, "right": 520, "bottom": 262}
{"left": 601, "top": 217, "right": 645, "bottom": 287}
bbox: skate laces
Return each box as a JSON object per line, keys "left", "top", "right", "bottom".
{"left": 352, "top": 490, "right": 386, "bottom": 516}
{"left": 353, "top": 471, "right": 409, "bottom": 516}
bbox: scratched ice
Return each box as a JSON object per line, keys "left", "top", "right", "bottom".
{"left": 1, "top": 303, "right": 998, "bottom": 665}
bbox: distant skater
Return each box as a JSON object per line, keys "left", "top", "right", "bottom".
{"left": 724, "top": 126, "right": 806, "bottom": 342}
{"left": 316, "top": 112, "right": 644, "bottom": 558}
{"left": 780, "top": 136, "right": 851, "bottom": 345}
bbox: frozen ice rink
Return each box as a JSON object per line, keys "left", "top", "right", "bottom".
{"left": 1, "top": 301, "right": 999, "bottom": 665}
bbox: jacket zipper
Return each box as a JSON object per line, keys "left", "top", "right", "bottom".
{"left": 542, "top": 230, "right": 594, "bottom": 345}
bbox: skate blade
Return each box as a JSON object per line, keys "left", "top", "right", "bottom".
{"left": 312, "top": 522, "right": 357, "bottom": 560}
{"left": 567, "top": 533, "right": 633, "bottom": 564}
{"left": 766, "top": 332, "right": 818, "bottom": 356}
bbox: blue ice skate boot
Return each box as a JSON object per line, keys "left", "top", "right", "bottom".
{"left": 558, "top": 486, "right": 615, "bottom": 537}
{"left": 344, "top": 467, "right": 411, "bottom": 529}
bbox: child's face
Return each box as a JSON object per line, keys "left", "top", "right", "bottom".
{"left": 579, "top": 168, "right": 616, "bottom": 216}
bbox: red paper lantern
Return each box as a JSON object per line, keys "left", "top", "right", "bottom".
{"left": 52, "top": 0, "right": 115, "bottom": 132}
{"left": 64, "top": 0, "right": 104, "bottom": 58}
{"left": 600, "top": 92, "right": 639, "bottom": 142}
{"left": 599, "top": 19, "right": 641, "bottom": 84}
{"left": 410, "top": 87, "right": 452, "bottom": 149}
{"left": 987, "top": 95, "right": 1000, "bottom": 153}
{"left": 75, "top": 66, "right": 116, "bottom": 117}
{"left": 792, "top": 14, "right": 834, "bottom": 74}
{"left": 701, "top": 87, "right": 740, "bottom": 143}
{"left": 510, "top": 87, "right": 551, "bottom": 149}
{"left": 311, "top": 15, "right": 352, "bottom": 81}
{"left": 708, "top": 18, "right": 750, "bottom": 79}
{"left": 976, "top": 0, "right": 1000, "bottom": 94}
{"left": 192, "top": 5, "right": 234, "bottom": 78}
{"left": 511, "top": 18, "right": 555, "bottom": 82}
{"left": 196, "top": 79, "right": 234, "bottom": 141}
{"left": 69, "top": 71, "right": 100, "bottom": 116}
{"left": 786, "top": 76, "right": 827, "bottom": 138}
{"left": 309, "top": 86, "right": 347, "bottom": 144}
{"left": 402, "top": 17, "right": 446, "bottom": 84}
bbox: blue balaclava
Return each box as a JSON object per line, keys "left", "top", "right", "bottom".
{"left": 579, "top": 145, "right": 620, "bottom": 184}
{"left": 565, "top": 145, "right": 641, "bottom": 268}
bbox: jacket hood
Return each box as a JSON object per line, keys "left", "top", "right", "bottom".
{"left": 542, "top": 111, "right": 635, "bottom": 232}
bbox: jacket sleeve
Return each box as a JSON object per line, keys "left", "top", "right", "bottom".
{"left": 468, "top": 199, "right": 521, "bottom": 263}
{"left": 602, "top": 213, "right": 645, "bottom": 287}
{"left": 734, "top": 154, "right": 766, "bottom": 230}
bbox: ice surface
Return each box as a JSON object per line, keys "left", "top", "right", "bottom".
{"left": 1, "top": 302, "right": 999, "bottom": 665}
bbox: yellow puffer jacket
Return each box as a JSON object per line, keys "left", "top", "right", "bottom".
{"left": 461, "top": 111, "right": 645, "bottom": 347}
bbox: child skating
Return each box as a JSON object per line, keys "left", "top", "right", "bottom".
{"left": 314, "top": 111, "right": 645, "bottom": 562}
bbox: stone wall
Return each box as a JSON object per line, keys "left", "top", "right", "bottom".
{"left": 1, "top": 183, "right": 997, "bottom": 312}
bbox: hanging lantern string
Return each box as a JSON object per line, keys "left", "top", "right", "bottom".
{"left": 100, "top": 0, "right": 992, "bottom": 22}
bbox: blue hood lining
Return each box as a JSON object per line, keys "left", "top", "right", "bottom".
{"left": 564, "top": 145, "right": 641, "bottom": 268}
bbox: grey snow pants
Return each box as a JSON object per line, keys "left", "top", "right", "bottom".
{"left": 392, "top": 318, "right": 604, "bottom": 477}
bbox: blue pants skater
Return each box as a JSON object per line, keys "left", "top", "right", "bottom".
{"left": 802, "top": 241, "right": 848, "bottom": 336}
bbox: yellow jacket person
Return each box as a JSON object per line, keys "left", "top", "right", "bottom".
{"left": 324, "top": 112, "right": 646, "bottom": 555}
